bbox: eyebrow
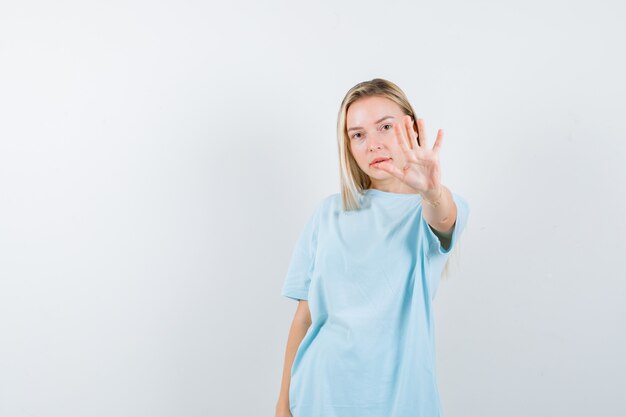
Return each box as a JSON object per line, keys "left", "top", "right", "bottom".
{"left": 347, "top": 115, "right": 395, "bottom": 132}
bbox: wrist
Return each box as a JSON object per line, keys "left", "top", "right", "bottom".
{"left": 421, "top": 184, "right": 443, "bottom": 207}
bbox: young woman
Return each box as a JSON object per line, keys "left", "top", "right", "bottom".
{"left": 275, "top": 78, "right": 470, "bottom": 417}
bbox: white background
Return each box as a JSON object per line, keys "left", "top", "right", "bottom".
{"left": 1, "top": 1, "right": 625, "bottom": 416}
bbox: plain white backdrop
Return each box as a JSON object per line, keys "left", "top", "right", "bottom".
{"left": 1, "top": 0, "right": 625, "bottom": 416}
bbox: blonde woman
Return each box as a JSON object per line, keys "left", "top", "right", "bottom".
{"left": 276, "top": 78, "right": 470, "bottom": 417}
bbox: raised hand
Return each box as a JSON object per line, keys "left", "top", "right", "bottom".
{"left": 373, "top": 115, "right": 443, "bottom": 197}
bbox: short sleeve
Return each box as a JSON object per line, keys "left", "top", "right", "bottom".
{"left": 280, "top": 200, "right": 323, "bottom": 301}
{"left": 422, "top": 191, "right": 470, "bottom": 262}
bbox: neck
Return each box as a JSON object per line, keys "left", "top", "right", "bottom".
{"left": 368, "top": 181, "right": 417, "bottom": 195}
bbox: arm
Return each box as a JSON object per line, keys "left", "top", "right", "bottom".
{"left": 421, "top": 184, "right": 457, "bottom": 251}
{"left": 276, "top": 300, "right": 312, "bottom": 416}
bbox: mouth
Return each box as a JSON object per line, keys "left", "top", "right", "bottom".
{"left": 370, "top": 157, "right": 392, "bottom": 166}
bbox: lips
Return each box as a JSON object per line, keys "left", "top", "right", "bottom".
{"left": 370, "top": 157, "right": 391, "bottom": 166}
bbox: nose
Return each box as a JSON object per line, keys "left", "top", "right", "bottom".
{"left": 368, "top": 130, "right": 387, "bottom": 151}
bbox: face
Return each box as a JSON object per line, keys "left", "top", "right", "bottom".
{"left": 346, "top": 96, "right": 416, "bottom": 189}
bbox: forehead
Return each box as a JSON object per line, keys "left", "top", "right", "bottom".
{"left": 346, "top": 96, "right": 403, "bottom": 126}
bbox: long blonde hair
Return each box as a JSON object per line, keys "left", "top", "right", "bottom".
{"left": 336, "top": 78, "right": 458, "bottom": 280}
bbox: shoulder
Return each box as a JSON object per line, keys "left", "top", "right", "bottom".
{"left": 316, "top": 192, "right": 340, "bottom": 211}
{"left": 304, "top": 193, "right": 341, "bottom": 224}
{"left": 300, "top": 193, "right": 338, "bottom": 226}
{"left": 325, "top": 192, "right": 341, "bottom": 204}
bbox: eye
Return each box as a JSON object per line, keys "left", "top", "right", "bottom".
{"left": 351, "top": 132, "right": 363, "bottom": 140}
{"left": 382, "top": 124, "right": 392, "bottom": 130}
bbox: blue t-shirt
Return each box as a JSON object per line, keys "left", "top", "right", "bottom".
{"left": 281, "top": 188, "right": 470, "bottom": 417}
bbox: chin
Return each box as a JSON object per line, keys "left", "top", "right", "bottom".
{"left": 368, "top": 170, "right": 392, "bottom": 179}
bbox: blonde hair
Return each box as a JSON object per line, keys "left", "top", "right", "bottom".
{"left": 335, "top": 78, "right": 458, "bottom": 281}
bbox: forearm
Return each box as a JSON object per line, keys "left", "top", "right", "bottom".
{"left": 276, "top": 318, "right": 311, "bottom": 411}
{"left": 420, "top": 184, "right": 456, "bottom": 236}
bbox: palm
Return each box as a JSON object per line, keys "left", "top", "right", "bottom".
{"left": 375, "top": 115, "right": 443, "bottom": 195}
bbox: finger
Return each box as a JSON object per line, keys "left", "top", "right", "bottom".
{"left": 406, "top": 115, "right": 419, "bottom": 149}
{"left": 417, "top": 118, "right": 428, "bottom": 149}
{"left": 373, "top": 159, "right": 406, "bottom": 179}
{"left": 433, "top": 129, "right": 444, "bottom": 153}
{"left": 393, "top": 119, "right": 413, "bottom": 157}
